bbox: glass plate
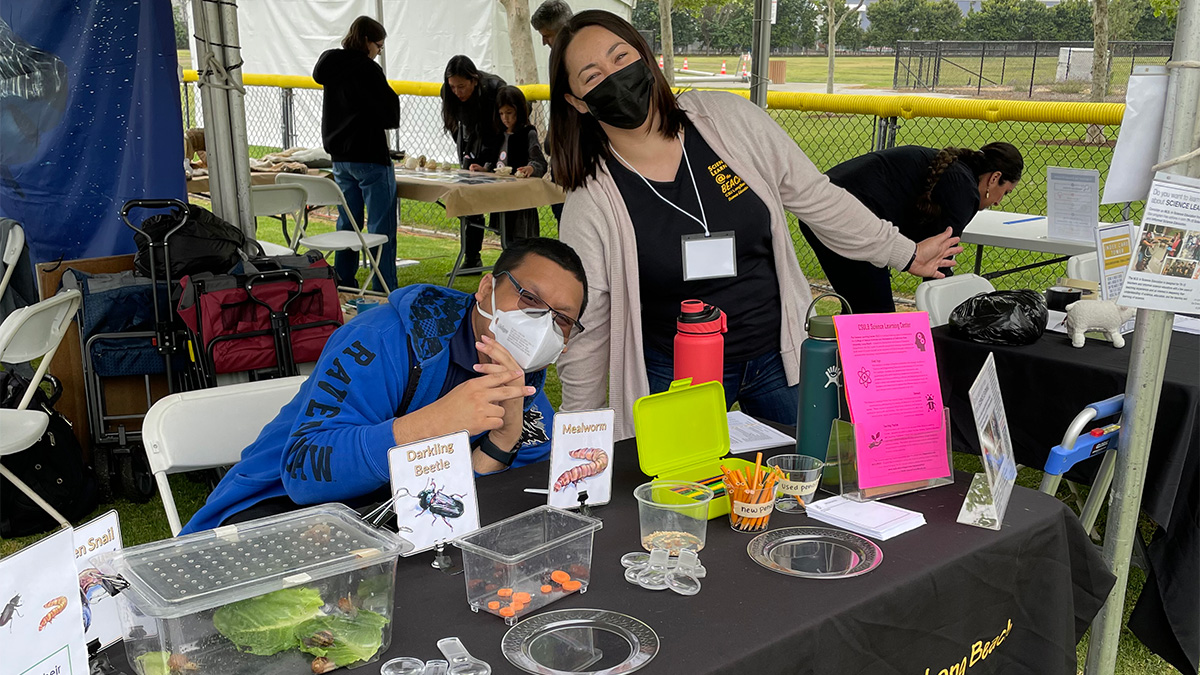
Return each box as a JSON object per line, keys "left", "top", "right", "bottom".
{"left": 746, "top": 526, "right": 883, "bottom": 578}
{"left": 501, "top": 608, "right": 659, "bottom": 675}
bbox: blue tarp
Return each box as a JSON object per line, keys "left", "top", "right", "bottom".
{"left": 0, "top": 0, "right": 186, "bottom": 264}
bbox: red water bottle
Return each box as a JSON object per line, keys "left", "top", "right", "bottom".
{"left": 674, "top": 300, "right": 727, "bottom": 385}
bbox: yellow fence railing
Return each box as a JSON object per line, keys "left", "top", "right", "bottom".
{"left": 182, "top": 70, "right": 1125, "bottom": 127}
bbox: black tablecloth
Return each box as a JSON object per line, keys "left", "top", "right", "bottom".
{"left": 99, "top": 440, "right": 1114, "bottom": 674}
{"left": 934, "top": 325, "right": 1199, "bottom": 673}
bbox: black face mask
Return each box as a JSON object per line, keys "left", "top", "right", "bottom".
{"left": 580, "top": 59, "right": 654, "bottom": 130}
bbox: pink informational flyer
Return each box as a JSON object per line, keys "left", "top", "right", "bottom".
{"left": 832, "top": 312, "right": 950, "bottom": 490}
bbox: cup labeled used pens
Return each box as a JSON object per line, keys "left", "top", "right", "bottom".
{"left": 766, "top": 454, "right": 823, "bottom": 513}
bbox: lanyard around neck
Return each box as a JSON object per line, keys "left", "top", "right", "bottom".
{"left": 611, "top": 138, "right": 711, "bottom": 237}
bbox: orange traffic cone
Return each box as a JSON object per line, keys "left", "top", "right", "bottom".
{"left": 682, "top": 57, "right": 689, "bottom": 71}
{"left": 720, "top": 60, "right": 727, "bottom": 75}
{"left": 658, "top": 54, "right": 664, "bottom": 68}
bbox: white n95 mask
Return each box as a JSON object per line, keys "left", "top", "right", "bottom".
{"left": 477, "top": 291, "right": 565, "bottom": 373}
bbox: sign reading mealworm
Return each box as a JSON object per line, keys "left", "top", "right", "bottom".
{"left": 546, "top": 409, "right": 615, "bottom": 509}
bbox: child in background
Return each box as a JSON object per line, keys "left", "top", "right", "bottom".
{"left": 490, "top": 86, "right": 547, "bottom": 245}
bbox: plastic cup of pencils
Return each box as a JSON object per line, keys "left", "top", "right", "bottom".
{"left": 766, "top": 455, "right": 823, "bottom": 513}
{"left": 634, "top": 481, "right": 713, "bottom": 555}
{"left": 728, "top": 484, "right": 775, "bottom": 533}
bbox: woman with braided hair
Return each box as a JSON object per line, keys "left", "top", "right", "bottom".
{"left": 798, "top": 143, "right": 1024, "bottom": 313}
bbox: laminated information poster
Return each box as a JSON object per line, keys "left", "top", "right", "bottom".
{"left": 547, "top": 409, "right": 615, "bottom": 509}
{"left": 1119, "top": 173, "right": 1200, "bottom": 313}
{"left": 958, "top": 353, "right": 1018, "bottom": 530}
{"left": 1, "top": 528, "right": 89, "bottom": 675}
{"left": 388, "top": 431, "right": 480, "bottom": 555}
{"left": 1047, "top": 167, "right": 1101, "bottom": 243}
{"left": 1095, "top": 220, "right": 1134, "bottom": 300}
{"left": 74, "top": 511, "right": 124, "bottom": 650}
{"left": 833, "top": 312, "right": 950, "bottom": 490}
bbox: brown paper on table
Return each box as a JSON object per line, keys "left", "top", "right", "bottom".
{"left": 394, "top": 169, "right": 564, "bottom": 218}
{"left": 186, "top": 169, "right": 326, "bottom": 194}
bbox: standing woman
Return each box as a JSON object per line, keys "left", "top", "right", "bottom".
{"left": 798, "top": 144, "right": 1024, "bottom": 314}
{"left": 441, "top": 55, "right": 507, "bottom": 270}
{"left": 548, "top": 11, "right": 962, "bottom": 438}
{"left": 312, "top": 16, "right": 400, "bottom": 291}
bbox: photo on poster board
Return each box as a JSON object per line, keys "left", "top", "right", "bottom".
{"left": 1118, "top": 173, "right": 1200, "bottom": 314}
{"left": 547, "top": 409, "right": 615, "bottom": 509}
{"left": 958, "top": 353, "right": 1018, "bottom": 530}
{"left": 74, "top": 510, "right": 124, "bottom": 650}
{"left": 0, "top": 528, "right": 89, "bottom": 675}
{"left": 388, "top": 430, "right": 480, "bottom": 555}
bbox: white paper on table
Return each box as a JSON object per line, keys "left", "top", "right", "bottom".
{"left": 547, "top": 409, "right": 615, "bottom": 509}
{"left": 1094, "top": 221, "right": 1135, "bottom": 300}
{"left": 388, "top": 431, "right": 480, "bottom": 555}
{"left": 1118, "top": 173, "right": 1200, "bottom": 314}
{"left": 0, "top": 528, "right": 90, "bottom": 675}
{"left": 1102, "top": 66, "right": 1169, "bottom": 204}
{"left": 1048, "top": 167, "right": 1101, "bottom": 244}
{"left": 75, "top": 511, "right": 124, "bottom": 650}
{"left": 726, "top": 410, "right": 796, "bottom": 454}
{"left": 805, "top": 495, "right": 925, "bottom": 540}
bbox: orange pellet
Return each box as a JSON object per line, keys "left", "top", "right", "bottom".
{"left": 513, "top": 592, "right": 532, "bottom": 603}
{"left": 540, "top": 585, "right": 553, "bottom": 594}
{"left": 550, "top": 570, "right": 570, "bottom": 584}
{"left": 510, "top": 602, "right": 525, "bottom": 611}
{"left": 562, "top": 580, "right": 582, "bottom": 592}
{"left": 497, "top": 588, "right": 513, "bottom": 597}
{"left": 487, "top": 601, "right": 500, "bottom": 610}
{"left": 499, "top": 607, "right": 515, "bottom": 617}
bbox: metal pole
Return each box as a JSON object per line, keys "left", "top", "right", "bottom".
{"left": 977, "top": 42, "right": 985, "bottom": 95}
{"left": 281, "top": 88, "right": 294, "bottom": 150}
{"left": 192, "top": 0, "right": 235, "bottom": 221}
{"left": 218, "top": 0, "right": 255, "bottom": 239}
{"left": 1084, "top": 0, "right": 1200, "bottom": 670}
{"left": 1000, "top": 43, "right": 1007, "bottom": 87}
{"left": 750, "top": 0, "right": 772, "bottom": 108}
{"left": 1029, "top": 41, "right": 1037, "bottom": 98}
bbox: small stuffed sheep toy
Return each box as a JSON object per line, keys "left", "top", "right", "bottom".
{"left": 1064, "top": 300, "right": 1136, "bottom": 348}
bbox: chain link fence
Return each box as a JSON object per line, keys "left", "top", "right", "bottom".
{"left": 183, "top": 76, "right": 1132, "bottom": 300}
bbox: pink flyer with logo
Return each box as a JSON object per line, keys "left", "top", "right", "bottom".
{"left": 832, "top": 312, "right": 949, "bottom": 490}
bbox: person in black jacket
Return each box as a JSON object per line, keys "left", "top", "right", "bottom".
{"left": 441, "top": 55, "right": 507, "bottom": 272}
{"left": 312, "top": 16, "right": 400, "bottom": 291}
{"left": 489, "top": 86, "right": 547, "bottom": 246}
{"left": 799, "top": 143, "right": 1023, "bottom": 313}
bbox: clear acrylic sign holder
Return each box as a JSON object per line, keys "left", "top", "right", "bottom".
{"left": 820, "top": 408, "right": 954, "bottom": 502}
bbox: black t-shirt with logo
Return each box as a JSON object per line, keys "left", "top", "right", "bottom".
{"left": 607, "top": 120, "right": 781, "bottom": 363}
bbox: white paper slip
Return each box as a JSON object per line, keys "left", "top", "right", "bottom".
{"left": 727, "top": 410, "right": 796, "bottom": 454}
{"left": 805, "top": 495, "right": 926, "bottom": 540}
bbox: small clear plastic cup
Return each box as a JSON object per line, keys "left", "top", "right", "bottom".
{"left": 633, "top": 481, "right": 712, "bottom": 555}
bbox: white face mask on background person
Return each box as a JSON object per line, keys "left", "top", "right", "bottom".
{"left": 477, "top": 287, "right": 566, "bottom": 373}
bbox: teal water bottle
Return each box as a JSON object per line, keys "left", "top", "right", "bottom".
{"left": 796, "top": 294, "right": 851, "bottom": 460}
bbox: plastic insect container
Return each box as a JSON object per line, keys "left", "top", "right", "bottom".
{"left": 453, "top": 505, "right": 602, "bottom": 625}
{"left": 92, "top": 504, "right": 412, "bottom": 675}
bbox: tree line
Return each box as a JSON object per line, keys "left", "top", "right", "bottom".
{"left": 633, "top": 0, "right": 1175, "bottom": 53}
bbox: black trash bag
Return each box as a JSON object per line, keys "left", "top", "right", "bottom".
{"left": 134, "top": 203, "right": 246, "bottom": 279}
{"left": 948, "top": 289, "right": 1048, "bottom": 346}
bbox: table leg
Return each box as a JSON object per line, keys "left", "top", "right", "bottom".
{"left": 446, "top": 217, "right": 469, "bottom": 288}
{"left": 974, "top": 245, "right": 983, "bottom": 276}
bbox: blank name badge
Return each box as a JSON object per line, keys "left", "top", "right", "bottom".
{"left": 681, "top": 232, "right": 737, "bottom": 281}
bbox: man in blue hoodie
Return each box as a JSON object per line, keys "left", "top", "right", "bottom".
{"left": 182, "top": 238, "right": 587, "bottom": 534}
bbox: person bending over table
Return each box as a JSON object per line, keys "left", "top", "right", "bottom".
{"left": 548, "top": 10, "right": 962, "bottom": 438}
{"left": 312, "top": 16, "right": 400, "bottom": 292}
{"left": 441, "top": 55, "right": 507, "bottom": 272}
{"left": 180, "top": 238, "right": 588, "bottom": 534}
{"left": 799, "top": 143, "right": 1024, "bottom": 314}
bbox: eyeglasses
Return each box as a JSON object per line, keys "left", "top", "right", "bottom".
{"left": 498, "top": 271, "right": 585, "bottom": 339}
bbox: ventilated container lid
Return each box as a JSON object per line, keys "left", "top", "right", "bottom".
{"left": 92, "top": 503, "right": 412, "bottom": 618}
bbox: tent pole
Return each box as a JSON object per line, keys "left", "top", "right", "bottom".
{"left": 750, "top": 0, "right": 771, "bottom": 108}
{"left": 218, "top": 0, "right": 255, "bottom": 240}
{"left": 1083, "top": 0, "right": 1199, "bottom": 670}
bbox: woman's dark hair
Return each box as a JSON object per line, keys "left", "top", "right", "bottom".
{"left": 917, "top": 142, "right": 1024, "bottom": 219}
{"left": 548, "top": 10, "right": 688, "bottom": 191}
{"left": 441, "top": 55, "right": 484, "bottom": 137}
{"left": 495, "top": 237, "right": 590, "bottom": 317}
{"left": 341, "top": 16, "right": 386, "bottom": 53}
{"left": 496, "top": 86, "right": 532, "bottom": 131}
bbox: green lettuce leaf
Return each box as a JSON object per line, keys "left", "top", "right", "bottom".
{"left": 213, "top": 587, "right": 324, "bottom": 656}
{"left": 295, "top": 609, "right": 389, "bottom": 667}
{"left": 134, "top": 651, "right": 171, "bottom": 675}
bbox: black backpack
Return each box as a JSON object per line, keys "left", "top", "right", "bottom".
{"left": 133, "top": 203, "right": 247, "bottom": 280}
{"left": 0, "top": 371, "right": 98, "bottom": 536}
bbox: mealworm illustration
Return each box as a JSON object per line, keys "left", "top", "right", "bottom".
{"left": 39, "top": 596, "right": 67, "bottom": 631}
{"left": 553, "top": 448, "right": 609, "bottom": 491}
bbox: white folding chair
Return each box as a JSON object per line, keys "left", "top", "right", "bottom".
{"left": 274, "top": 173, "right": 391, "bottom": 296}
{"left": 914, "top": 274, "right": 996, "bottom": 327}
{"left": 0, "top": 222, "right": 25, "bottom": 300}
{"left": 0, "top": 289, "right": 83, "bottom": 529}
{"left": 141, "top": 375, "right": 306, "bottom": 535}
{"left": 1067, "top": 252, "right": 1100, "bottom": 283}
{"left": 250, "top": 184, "right": 308, "bottom": 254}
